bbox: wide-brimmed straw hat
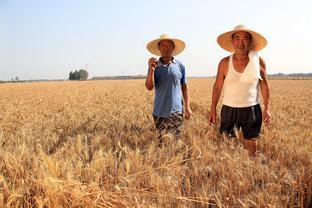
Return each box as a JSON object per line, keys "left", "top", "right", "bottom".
{"left": 146, "top": 34, "right": 185, "bottom": 56}
{"left": 217, "top": 25, "right": 267, "bottom": 52}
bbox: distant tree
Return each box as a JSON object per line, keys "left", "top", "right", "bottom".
{"left": 69, "top": 71, "right": 73, "bottom": 80}
{"left": 15, "top": 76, "right": 19, "bottom": 81}
{"left": 69, "top": 69, "right": 88, "bottom": 80}
{"left": 78, "top": 69, "right": 88, "bottom": 80}
{"left": 73, "top": 70, "right": 79, "bottom": 80}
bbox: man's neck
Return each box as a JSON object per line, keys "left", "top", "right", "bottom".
{"left": 160, "top": 56, "right": 173, "bottom": 65}
{"left": 233, "top": 52, "right": 249, "bottom": 62}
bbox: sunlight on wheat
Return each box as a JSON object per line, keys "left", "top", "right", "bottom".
{"left": 0, "top": 79, "right": 311, "bottom": 207}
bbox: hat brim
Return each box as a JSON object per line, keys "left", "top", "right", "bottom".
{"left": 146, "top": 38, "right": 185, "bottom": 56}
{"left": 217, "top": 29, "right": 267, "bottom": 52}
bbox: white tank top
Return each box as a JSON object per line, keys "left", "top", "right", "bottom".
{"left": 222, "top": 55, "right": 260, "bottom": 107}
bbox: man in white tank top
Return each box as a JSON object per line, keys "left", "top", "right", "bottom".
{"left": 208, "top": 25, "right": 271, "bottom": 156}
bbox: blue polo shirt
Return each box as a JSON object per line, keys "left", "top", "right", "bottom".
{"left": 149, "top": 58, "right": 186, "bottom": 118}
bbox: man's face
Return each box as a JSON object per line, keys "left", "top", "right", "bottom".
{"left": 158, "top": 40, "right": 175, "bottom": 58}
{"left": 231, "top": 31, "right": 252, "bottom": 54}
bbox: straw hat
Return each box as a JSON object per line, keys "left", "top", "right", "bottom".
{"left": 146, "top": 34, "right": 185, "bottom": 56}
{"left": 217, "top": 25, "right": 267, "bottom": 52}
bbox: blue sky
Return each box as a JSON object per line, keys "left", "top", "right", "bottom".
{"left": 0, "top": 0, "right": 311, "bottom": 80}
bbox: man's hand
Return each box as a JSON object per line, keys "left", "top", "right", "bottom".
{"left": 208, "top": 110, "right": 217, "bottom": 125}
{"left": 148, "top": 57, "right": 158, "bottom": 72}
{"left": 263, "top": 109, "right": 271, "bottom": 126}
{"left": 184, "top": 106, "right": 192, "bottom": 120}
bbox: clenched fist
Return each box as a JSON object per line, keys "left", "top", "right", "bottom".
{"left": 148, "top": 57, "right": 158, "bottom": 72}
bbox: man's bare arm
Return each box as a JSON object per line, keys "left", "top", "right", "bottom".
{"left": 208, "top": 57, "right": 228, "bottom": 124}
{"left": 259, "top": 57, "right": 271, "bottom": 126}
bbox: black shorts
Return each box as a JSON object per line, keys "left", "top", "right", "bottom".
{"left": 220, "top": 104, "right": 262, "bottom": 139}
{"left": 153, "top": 113, "right": 184, "bottom": 135}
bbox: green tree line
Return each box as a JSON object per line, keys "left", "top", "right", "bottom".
{"left": 69, "top": 69, "right": 89, "bottom": 80}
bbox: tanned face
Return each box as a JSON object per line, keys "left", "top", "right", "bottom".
{"left": 158, "top": 40, "right": 175, "bottom": 58}
{"left": 231, "top": 31, "right": 252, "bottom": 54}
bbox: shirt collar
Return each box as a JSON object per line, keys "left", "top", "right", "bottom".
{"left": 157, "top": 57, "right": 176, "bottom": 67}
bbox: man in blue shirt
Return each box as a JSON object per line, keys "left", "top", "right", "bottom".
{"left": 145, "top": 34, "right": 192, "bottom": 138}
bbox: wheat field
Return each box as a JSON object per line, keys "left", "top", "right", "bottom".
{"left": 0, "top": 78, "right": 311, "bottom": 207}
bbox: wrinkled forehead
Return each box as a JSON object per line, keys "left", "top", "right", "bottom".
{"left": 158, "top": 39, "right": 175, "bottom": 47}
{"left": 232, "top": 31, "right": 252, "bottom": 39}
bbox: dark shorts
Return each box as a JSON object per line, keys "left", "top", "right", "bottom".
{"left": 153, "top": 113, "right": 184, "bottom": 135}
{"left": 220, "top": 104, "right": 262, "bottom": 139}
